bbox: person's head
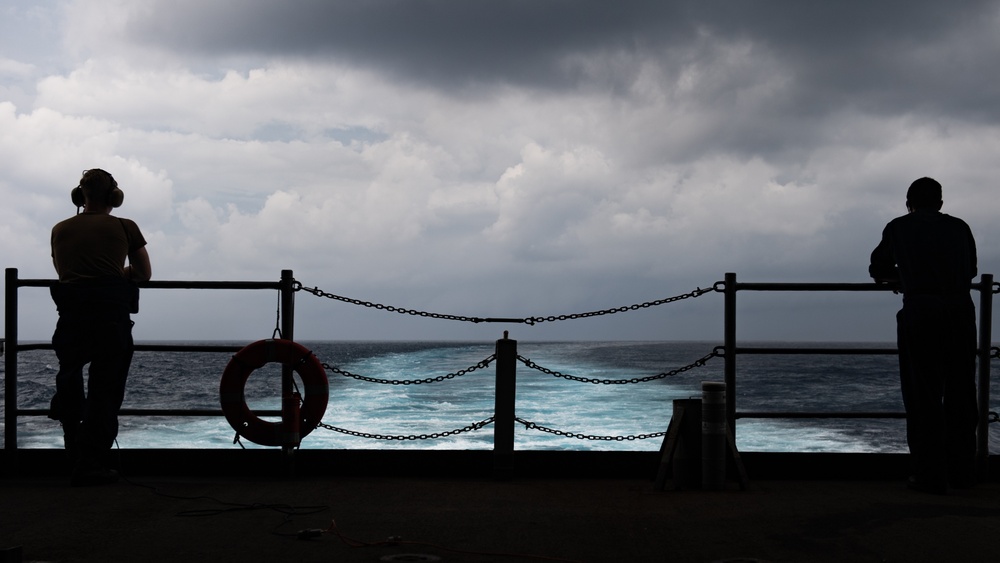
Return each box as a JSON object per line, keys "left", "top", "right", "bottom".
{"left": 905, "top": 177, "right": 942, "bottom": 212}
{"left": 72, "top": 168, "right": 124, "bottom": 209}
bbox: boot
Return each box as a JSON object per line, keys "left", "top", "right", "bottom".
{"left": 70, "top": 454, "right": 119, "bottom": 487}
{"left": 69, "top": 428, "right": 118, "bottom": 487}
{"left": 61, "top": 420, "right": 82, "bottom": 464}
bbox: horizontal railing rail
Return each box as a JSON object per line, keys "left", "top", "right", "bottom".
{"left": 735, "top": 347, "right": 898, "bottom": 355}
{"left": 13, "top": 278, "right": 283, "bottom": 290}
{"left": 14, "top": 343, "right": 245, "bottom": 353}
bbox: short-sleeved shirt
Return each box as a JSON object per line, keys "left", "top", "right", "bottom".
{"left": 869, "top": 210, "right": 977, "bottom": 296}
{"left": 51, "top": 213, "right": 147, "bottom": 283}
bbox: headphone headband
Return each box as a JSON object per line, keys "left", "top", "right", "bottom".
{"left": 71, "top": 169, "right": 124, "bottom": 208}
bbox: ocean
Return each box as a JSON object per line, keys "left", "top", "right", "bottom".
{"left": 3, "top": 340, "right": 999, "bottom": 454}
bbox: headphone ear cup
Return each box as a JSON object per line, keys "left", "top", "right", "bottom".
{"left": 71, "top": 187, "right": 85, "bottom": 207}
{"left": 108, "top": 188, "right": 124, "bottom": 208}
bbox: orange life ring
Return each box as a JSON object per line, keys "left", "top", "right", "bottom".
{"left": 220, "top": 339, "right": 329, "bottom": 447}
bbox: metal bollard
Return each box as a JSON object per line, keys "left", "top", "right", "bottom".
{"left": 671, "top": 398, "right": 702, "bottom": 489}
{"left": 701, "top": 381, "right": 727, "bottom": 490}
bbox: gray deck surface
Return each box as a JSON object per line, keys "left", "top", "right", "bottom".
{"left": 2, "top": 473, "right": 998, "bottom": 563}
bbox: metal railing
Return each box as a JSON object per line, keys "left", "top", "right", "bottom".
{"left": 721, "top": 272, "right": 996, "bottom": 474}
{"left": 4, "top": 269, "right": 297, "bottom": 452}
{"left": 3, "top": 268, "right": 996, "bottom": 470}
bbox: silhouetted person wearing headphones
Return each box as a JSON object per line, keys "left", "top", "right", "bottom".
{"left": 49, "top": 169, "right": 151, "bottom": 486}
{"left": 869, "top": 177, "right": 978, "bottom": 494}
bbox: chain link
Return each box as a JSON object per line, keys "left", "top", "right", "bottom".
{"left": 316, "top": 416, "right": 495, "bottom": 441}
{"left": 294, "top": 281, "right": 721, "bottom": 325}
{"left": 989, "top": 411, "right": 999, "bottom": 424}
{"left": 515, "top": 417, "right": 666, "bottom": 441}
{"left": 322, "top": 355, "right": 495, "bottom": 385}
{"left": 991, "top": 346, "right": 999, "bottom": 360}
{"left": 517, "top": 347, "right": 723, "bottom": 384}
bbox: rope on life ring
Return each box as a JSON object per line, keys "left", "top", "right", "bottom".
{"left": 220, "top": 339, "right": 329, "bottom": 447}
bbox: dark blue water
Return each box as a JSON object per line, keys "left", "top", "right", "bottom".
{"left": 3, "top": 340, "right": 998, "bottom": 453}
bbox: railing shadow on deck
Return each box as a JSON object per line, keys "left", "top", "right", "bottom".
{"left": 3, "top": 268, "right": 997, "bottom": 481}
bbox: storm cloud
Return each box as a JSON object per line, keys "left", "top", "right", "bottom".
{"left": 2, "top": 0, "right": 998, "bottom": 342}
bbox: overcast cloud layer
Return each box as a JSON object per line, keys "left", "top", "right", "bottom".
{"left": 2, "top": 0, "right": 999, "bottom": 343}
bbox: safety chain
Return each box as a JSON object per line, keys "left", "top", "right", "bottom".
{"left": 517, "top": 347, "right": 723, "bottom": 384}
{"left": 991, "top": 346, "right": 999, "bottom": 360}
{"left": 293, "top": 281, "right": 722, "bottom": 325}
{"left": 524, "top": 283, "right": 724, "bottom": 324}
{"left": 296, "top": 283, "right": 491, "bottom": 323}
{"left": 316, "top": 416, "right": 495, "bottom": 441}
{"left": 989, "top": 412, "right": 999, "bottom": 424}
{"left": 321, "top": 355, "right": 495, "bottom": 385}
{"left": 515, "top": 417, "right": 666, "bottom": 441}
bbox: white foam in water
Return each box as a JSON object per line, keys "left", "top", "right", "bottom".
{"left": 735, "top": 420, "right": 906, "bottom": 454}
{"left": 2, "top": 341, "right": 993, "bottom": 454}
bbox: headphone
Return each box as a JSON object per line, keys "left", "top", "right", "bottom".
{"left": 71, "top": 169, "right": 124, "bottom": 208}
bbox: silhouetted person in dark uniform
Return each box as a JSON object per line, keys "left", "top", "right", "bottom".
{"left": 49, "top": 169, "right": 151, "bottom": 486}
{"left": 869, "top": 177, "right": 977, "bottom": 494}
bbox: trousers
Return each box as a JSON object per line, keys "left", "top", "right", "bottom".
{"left": 896, "top": 294, "right": 978, "bottom": 486}
{"left": 49, "top": 281, "right": 135, "bottom": 465}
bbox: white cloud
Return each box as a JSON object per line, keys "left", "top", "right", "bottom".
{"left": 0, "top": 57, "right": 36, "bottom": 76}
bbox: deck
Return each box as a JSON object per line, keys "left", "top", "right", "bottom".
{"left": 3, "top": 450, "right": 999, "bottom": 563}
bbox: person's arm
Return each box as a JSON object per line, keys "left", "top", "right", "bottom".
{"left": 51, "top": 229, "right": 61, "bottom": 278}
{"left": 868, "top": 227, "right": 899, "bottom": 284}
{"left": 968, "top": 223, "right": 978, "bottom": 280}
{"left": 126, "top": 246, "right": 152, "bottom": 282}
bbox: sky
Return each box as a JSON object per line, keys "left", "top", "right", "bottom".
{"left": 2, "top": 0, "right": 999, "bottom": 343}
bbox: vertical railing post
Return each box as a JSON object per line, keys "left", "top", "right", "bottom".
{"left": 976, "top": 273, "right": 993, "bottom": 478}
{"left": 494, "top": 331, "right": 517, "bottom": 478}
{"left": 279, "top": 269, "right": 297, "bottom": 469}
{"left": 4, "top": 268, "right": 19, "bottom": 452}
{"left": 723, "top": 272, "right": 737, "bottom": 436}
{"left": 280, "top": 269, "right": 295, "bottom": 344}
